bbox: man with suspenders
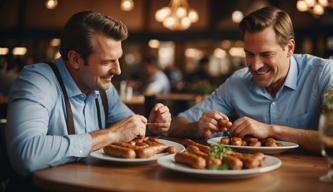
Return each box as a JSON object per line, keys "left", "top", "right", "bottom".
{"left": 6, "top": 11, "right": 171, "bottom": 176}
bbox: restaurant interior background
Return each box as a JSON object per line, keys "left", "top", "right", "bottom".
{"left": 1, "top": 0, "right": 333, "bottom": 115}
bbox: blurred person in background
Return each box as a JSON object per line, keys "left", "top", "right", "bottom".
{"left": 189, "top": 55, "right": 215, "bottom": 85}
{"left": 169, "top": 6, "right": 333, "bottom": 154}
{"left": 142, "top": 56, "right": 171, "bottom": 95}
{"left": 164, "top": 62, "right": 184, "bottom": 92}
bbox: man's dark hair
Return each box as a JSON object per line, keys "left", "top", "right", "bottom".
{"left": 59, "top": 11, "right": 128, "bottom": 61}
{"left": 239, "top": 6, "right": 294, "bottom": 48}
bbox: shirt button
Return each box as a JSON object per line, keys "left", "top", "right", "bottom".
{"left": 79, "top": 150, "right": 83, "bottom": 154}
{"left": 272, "top": 102, "right": 275, "bottom": 105}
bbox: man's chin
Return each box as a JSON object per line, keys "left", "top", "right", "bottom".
{"left": 99, "top": 83, "right": 111, "bottom": 91}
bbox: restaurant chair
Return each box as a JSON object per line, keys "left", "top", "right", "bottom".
{"left": 0, "top": 120, "right": 10, "bottom": 191}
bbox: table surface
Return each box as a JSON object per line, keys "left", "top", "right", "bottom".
{"left": 33, "top": 139, "right": 333, "bottom": 192}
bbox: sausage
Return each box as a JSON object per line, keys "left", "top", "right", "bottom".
{"left": 220, "top": 137, "right": 230, "bottom": 145}
{"left": 243, "top": 137, "right": 262, "bottom": 147}
{"left": 136, "top": 144, "right": 169, "bottom": 158}
{"left": 231, "top": 137, "right": 242, "bottom": 146}
{"left": 175, "top": 152, "right": 206, "bottom": 169}
{"left": 228, "top": 152, "right": 265, "bottom": 169}
{"left": 187, "top": 145, "right": 221, "bottom": 167}
{"left": 184, "top": 139, "right": 211, "bottom": 153}
{"left": 221, "top": 154, "right": 243, "bottom": 170}
{"left": 264, "top": 137, "right": 278, "bottom": 147}
{"left": 103, "top": 145, "right": 136, "bottom": 159}
{"left": 114, "top": 142, "right": 148, "bottom": 150}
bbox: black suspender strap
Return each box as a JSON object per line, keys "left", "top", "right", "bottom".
{"left": 46, "top": 62, "right": 109, "bottom": 132}
{"left": 99, "top": 89, "right": 109, "bottom": 122}
{"left": 95, "top": 98, "right": 103, "bottom": 129}
{"left": 46, "top": 62, "right": 76, "bottom": 135}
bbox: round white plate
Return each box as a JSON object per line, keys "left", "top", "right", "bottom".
{"left": 207, "top": 137, "right": 299, "bottom": 154}
{"left": 157, "top": 154, "right": 281, "bottom": 179}
{"left": 90, "top": 139, "right": 185, "bottom": 163}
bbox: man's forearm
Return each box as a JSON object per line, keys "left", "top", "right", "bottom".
{"left": 90, "top": 129, "right": 118, "bottom": 152}
{"left": 272, "top": 125, "right": 321, "bottom": 154}
{"left": 168, "top": 118, "right": 200, "bottom": 138}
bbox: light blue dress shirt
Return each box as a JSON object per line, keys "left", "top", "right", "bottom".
{"left": 147, "top": 70, "right": 171, "bottom": 93}
{"left": 179, "top": 54, "right": 333, "bottom": 130}
{"left": 6, "top": 58, "right": 133, "bottom": 175}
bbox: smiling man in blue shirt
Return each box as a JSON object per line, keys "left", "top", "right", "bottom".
{"left": 169, "top": 7, "right": 333, "bottom": 153}
{"left": 6, "top": 11, "right": 171, "bottom": 176}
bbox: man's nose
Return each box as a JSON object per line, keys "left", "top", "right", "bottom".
{"left": 110, "top": 61, "right": 121, "bottom": 75}
{"left": 249, "top": 56, "right": 264, "bottom": 71}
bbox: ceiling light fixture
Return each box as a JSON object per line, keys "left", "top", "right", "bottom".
{"left": 155, "top": 0, "right": 199, "bottom": 31}
{"left": 121, "top": 0, "right": 134, "bottom": 11}
{"left": 46, "top": 0, "right": 58, "bottom": 9}
{"left": 296, "top": 0, "right": 332, "bottom": 16}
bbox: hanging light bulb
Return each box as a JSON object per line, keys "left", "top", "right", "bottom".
{"left": 297, "top": 0, "right": 309, "bottom": 11}
{"left": 121, "top": 0, "right": 134, "bottom": 11}
{"left": 46, "top": 0, "right": 58, "bottom": 9}
{"left": 155, "top": 0, "right": 199, "bottom": 31}
{"left": 296, "top": 0, "right": 332, "bottom": 16}
{"left": 155, "top": 7, "right": 171, "bottom": 22}
{"left": 188, "top": 10, "right": 199, "bottom": 22}
{"left": 232, "top": 10, "right": 243, "bottom": 23}
{"left": 313, "top": 4, "right": 324, "bottom": 15}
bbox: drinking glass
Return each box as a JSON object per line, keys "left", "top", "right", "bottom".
{"left": 318, "top": 93, "right": 333, "bottom": 182}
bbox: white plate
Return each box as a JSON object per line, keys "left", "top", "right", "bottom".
{"left": 90, "top": 139, "right": 185, "bottom": 163}
{"left": 157, "top": 154, "right": 281, "bottom": 179}
{"left": 207, "top": 137, "right": 299, "bottom": 154}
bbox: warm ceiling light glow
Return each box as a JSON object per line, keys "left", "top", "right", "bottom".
{"left": 297, "top": 0, "right": 309, "bottom": 11}
{"left": 185, "top": 48, "right": 203, "bottom": 58}
{"left": 0, "top": 47, "right": 9, "bottom": 55}
{"left": 148, "top": 39, "right": 160, "bottom": 48}
{"left": 188, "top": 10, "right": 199, "bottom": 22}
{"left": 229, "top": 47, "right": 245, "bottom": 57}
{"left": 46, "top": 0, "right": 58, "bottom": 9}
{"left": 313, "top": 4, "right": 324, "bottom": 15}
{"left": 319, "top": 0, "right": 328, "bottom": 6}
{"left": 221, "top": 40, "right": 232, "bottom": 49}
{"left": 155, "top": 0, "right": 199, "bottom": 31}
{"left": 155, "top": 7, "right": 171, "bottom": 22}
{"left": 120, "top": 0, "right": 134, "bottom": 11}
{"left": 213, "top": 48, "right": 226, "bottom": 59}
{"left": 232, "top": 10, "right": 243, "bottom": 23}
{"left": 13, "top": 47, "right": 27, "bottom": 56}
{"left": 304, "top": 0, "right": 316, "bottom": 7}
{"left": 296, "top": 0, "right": 331, "bottom": 16}
{"left": 50, "top": 38, "right": 61, "bottom": 47}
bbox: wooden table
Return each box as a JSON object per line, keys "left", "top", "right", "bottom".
{"left": 33, "top": 142, "right": 333, "bottom": 192}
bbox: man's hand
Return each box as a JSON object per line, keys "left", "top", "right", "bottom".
{"left": 230, "top": 116, "right": 273, "bottom": 139}
{"left": 197, "top": 112, "right": 229, "bottom": 138}
{"left": 108, "top": 114, "right": 147, "bottom": 143}
{"left": 147, "top": 103, "right": 171, "bottom": 135}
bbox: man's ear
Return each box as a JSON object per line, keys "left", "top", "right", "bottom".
{"left": 287, "top": 39, "right": 295, "bottom": 57}
{"left": 67, "top": 50, "right": 83, "bottom": 70}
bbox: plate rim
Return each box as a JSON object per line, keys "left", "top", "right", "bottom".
{"left": 90, "top": 139, "right": 185, "bottom": 163}
{"left": 157, "top": 154, "right": 282, "bottom": 177}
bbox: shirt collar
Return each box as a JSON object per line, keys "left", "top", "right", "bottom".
{"left": 249, "top": 56, "right": 298, "bottom": 93}
{"left": 283, "top": 56, "right": 298, "bottom": 90}
{"left": 53, "top": 58, "right": 99, "bottom": 99}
